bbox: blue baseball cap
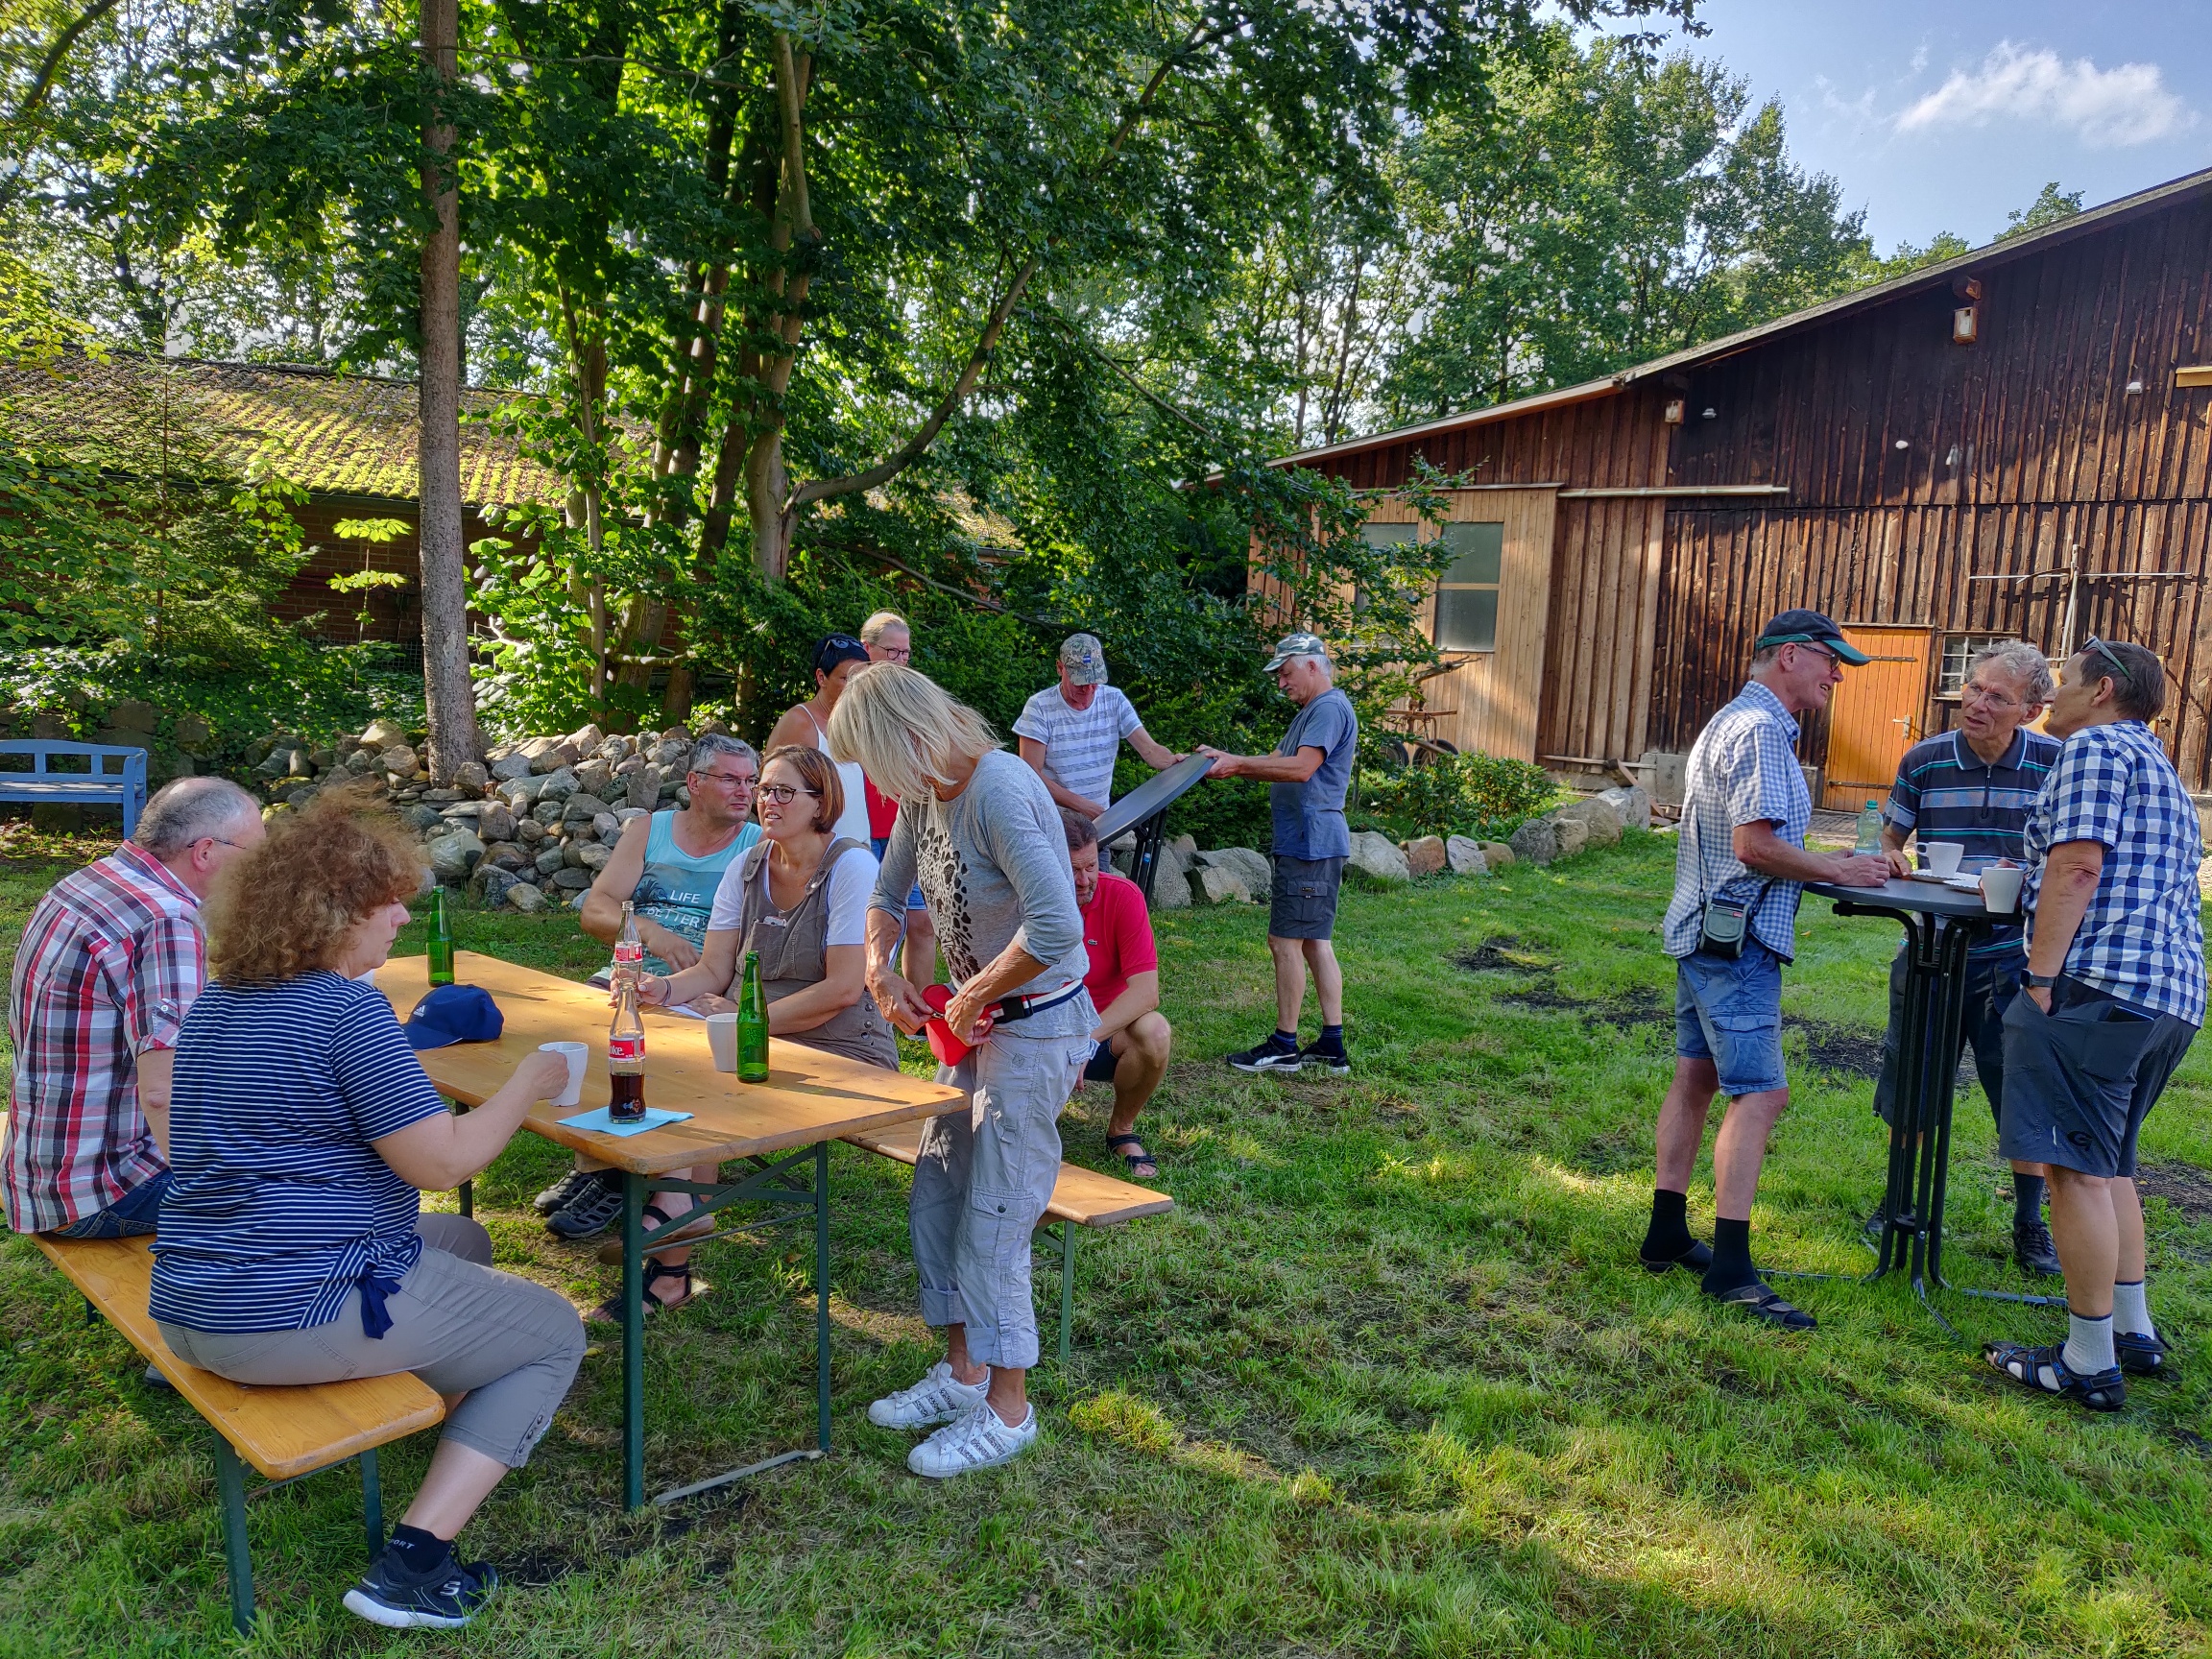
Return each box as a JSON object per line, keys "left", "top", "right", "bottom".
{"left": 1755, "top": 609, "right": 1870, "bottom": 664}
{"left": 404, "top": 984, "right": 505, "bottom": 1050}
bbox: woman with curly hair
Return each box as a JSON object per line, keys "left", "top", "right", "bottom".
{"left": 149, "top": 791, "right": 584, "bottom": 1631}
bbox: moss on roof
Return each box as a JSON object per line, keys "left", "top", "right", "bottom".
{"left": 0, "top": 353, "right": 563, "bottom": 507}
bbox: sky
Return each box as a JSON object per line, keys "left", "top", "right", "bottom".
{"left": 1648, "top": 1, "right": 2212, "bottom": 252}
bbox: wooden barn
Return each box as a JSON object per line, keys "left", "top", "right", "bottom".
{"left": 1271, "top": 165, "right": 2212, "bottom": 808}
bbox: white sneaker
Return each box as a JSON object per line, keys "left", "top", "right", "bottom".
{"left": 867, "top": 1361, "right": 990, "bottom": 1430}
{"left": 906, "top": 1402, "right": 1039, "bottom": 1478}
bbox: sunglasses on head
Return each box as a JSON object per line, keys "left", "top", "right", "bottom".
{"left": 2080, "top": 637, "right": 2133, "bottom": 688}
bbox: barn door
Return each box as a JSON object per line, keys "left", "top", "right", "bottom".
{"left": 1820, "top": 625, "right": 1936, "bottom": 810}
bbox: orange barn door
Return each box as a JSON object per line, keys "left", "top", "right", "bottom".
{"left": 1820, "top": 626, "right": 1936, "bottom": 810}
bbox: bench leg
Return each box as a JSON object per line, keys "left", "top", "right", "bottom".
{"left": 1057, "top": 1222, "right": 1076, "bottom": 1365}
{"left": 213, "top": 1433, "right": 254, "bottom": 1638}
{"left": 457, "top": 1178, "right": 472, "bottom": 1219}
{"left": 360, "top": 1447, "right": 384, "bottom": 1558}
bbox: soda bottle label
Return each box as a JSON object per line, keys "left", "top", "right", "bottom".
{"left": 609, "top": 1037, "right": 644, "bottom": 1065}
{"left": 613, "top": 942, "right": 644, "bottom": 966}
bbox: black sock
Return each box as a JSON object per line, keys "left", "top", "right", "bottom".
{"left": 1313, "top": 1024, "right": 1345, "bottom": 1053}
{"left": 385, "top": 1524, "right": 453, "bottom": 1575}
{"left": 2012, "top": 1174, "right": 2047, "bottom": 1229}
{"left": 1643, "top": 1189, "right": 1693, "bottom": 1259}
{"left": 1701, "top": 1217, "right": 1758, "bottom": 1295}
{"left": 1270, "top": 1028, "right": 1299, "bottom": 1049}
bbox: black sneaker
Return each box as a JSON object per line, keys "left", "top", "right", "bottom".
{"left": 1295, "top": 1043, "right": 1350, "bottom": 1076}
{"left": 546, "top": 1169, "right": 625, "bottom": 1239}
{"left": 534, "top": 1167, "right": 597, "bottom": 1215}
{"left": 1227, "top": 1035, "right": 1303, "bottom": 1074}
{"left": 343, "top": 1548, "right": 497, "bottom": 1629}
{"left": 2012, "top": 1219, "right": 2062, "bottom": 1277}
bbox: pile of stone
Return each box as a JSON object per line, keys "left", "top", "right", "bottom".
{"left": 1114, "top": 783, "right": 1652, "bottom": 906}
{"left": 249, "top": 718, "right": 711, "bottom": 914}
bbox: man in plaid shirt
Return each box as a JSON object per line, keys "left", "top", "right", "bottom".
{"left": 4, "top": 779, "right": 262, "bottom": 1238}
{"left": 1644, "top": 610, "right": 1889, "bottom": 1332}
{"left": 1988, "top": 640, "right": 2202, "bottom": 1413}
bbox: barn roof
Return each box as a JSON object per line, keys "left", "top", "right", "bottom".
{"left": 1274, "top": 162, "right": 2212, "bottom": 471}
{"left": 0, "top": 352, "right": 563, "bottom": 507}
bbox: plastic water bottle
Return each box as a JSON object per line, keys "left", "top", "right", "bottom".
{"left": 1854, "top": 800, "right": 1884, "bottom": 856}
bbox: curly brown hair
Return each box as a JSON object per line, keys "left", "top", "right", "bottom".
{"left": 204, "top": 785, "right": 426, "bottom": 984}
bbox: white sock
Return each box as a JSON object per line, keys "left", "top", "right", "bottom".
{"left": 2112, "top": 1280, "right": 2153, "bottom": 1337}
{"left": 2063, "top": 1310, "right": 2115, "bottom": 1376}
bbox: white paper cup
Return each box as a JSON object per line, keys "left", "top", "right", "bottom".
{"left": 1980, "top": 866, "right": 2025, "bottom": 914}
{"left": 1923, "top": 842, "right": 1963, "bottom": 877}
{"left": 539, "top": 1042, "right": 588, "bottom": 1107}
{"left": 705, "top": 1013, "right": 739, "bottom": 1073}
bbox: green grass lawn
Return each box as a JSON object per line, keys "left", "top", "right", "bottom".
{"left": 4, "top": 827, "right": 2210, "bottom": 1656}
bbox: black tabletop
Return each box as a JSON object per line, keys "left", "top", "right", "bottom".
{"left": 1805, "top": 876, "right": 2006, "bottom": 920}
{"left": 1094, "top": 752, "right": 1214, "bottom": 844}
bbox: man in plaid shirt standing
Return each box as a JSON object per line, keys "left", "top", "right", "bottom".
{"left": 4, "top": 778, "right": 262, "bottom": 1238}
{"left": 1642, "top": 610, "right": 1889, "bottom": 1330}
{"left": 1987, "top": 640, "right": 2202, "bottom": 1412}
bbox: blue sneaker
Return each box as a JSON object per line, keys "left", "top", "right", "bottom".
{"left": 343, "top": 1548, "right": 497, "bottom": 1629}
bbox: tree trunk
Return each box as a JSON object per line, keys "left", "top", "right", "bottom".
{"left": 416, "top": 0, "right": 479, "bottom": 781}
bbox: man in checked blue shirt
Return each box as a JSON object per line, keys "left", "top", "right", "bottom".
{"left": 1986, "top": 639, "right": 2202, "bottom": 1413}
{"left": 1642, "top": 610, "right": 1889, "bottom": 1331}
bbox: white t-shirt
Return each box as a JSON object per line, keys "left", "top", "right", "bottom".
{"left": 1012, "top": 684, "right": 1142, "bottom": 809}
{"left": 708, "top": 843, "right": 878, "bottom": 947}
{"left": 797, "top": 706, "right": 875, "bottom": 846}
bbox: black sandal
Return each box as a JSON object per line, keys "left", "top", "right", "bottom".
{"left": 1107, "top": 1134, "right": 1159, "bottom": 1181}
{"left": 1710, "top": 1280, "right": 1817, "bottom": 1332}
{"left": 1986, "top": 1339, "right": 2126, "bottom": 1410}
{"left": 1639, "top": 1238, "right": 1713, "bottom": 1275}
{"left": 594, "top": 1199, "right": 713, "bottom": 1265}
{"left": 587, "top": 1259, "right": 696, "bottom": 1324}
{"left": 2115, "top": 1329, "right": 2170, "bottom": 1377}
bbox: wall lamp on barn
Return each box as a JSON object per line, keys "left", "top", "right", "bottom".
{"left": 1952, "top": 275, "right": 1982, "bottom": 345}
{"left": 1663, "top": 398, "right": 1685, "bottom": 425}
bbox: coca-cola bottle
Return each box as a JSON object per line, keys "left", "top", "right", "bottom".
{"left": 608, "top": 977, "right": 647, "bottom": 1121}
{"left": 613, "top": 900, "right": 645, "bottom": 992}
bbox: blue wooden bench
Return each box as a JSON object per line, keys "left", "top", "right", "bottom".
{"left": 0, "top": 741, "right": 149, "bottom": 836}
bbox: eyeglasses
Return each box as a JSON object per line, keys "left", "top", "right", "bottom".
{"left": 758, "top": 784, "right": 820, "bottom": 805}
{"left": 873, "top": 645, "right": 911, "bottom": 662}
{"left": 2080, "top": 637, "right": 2133, "bottom": 688}
{"left": 197, "top": 836, "right": 249, "bottom": 851}
{"left": 1959, "top": 683, "right": 2021, "bottom": 710}
{"left": 690, "top": 769, "right": 757, "bottom": 789}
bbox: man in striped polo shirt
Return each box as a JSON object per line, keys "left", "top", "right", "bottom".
{"left": 1015, "top": 635, "right": 1181, "bottom": 822}
{"left": 1875, "top": 639, "right": 2061, "bottom": 1275}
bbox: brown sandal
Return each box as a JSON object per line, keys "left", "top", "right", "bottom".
{"left": 593, "top": 1200, "right": 713, "bottom": 1265}
{"left": 587, "top": 1259, "right": 696, "bottom": 1324}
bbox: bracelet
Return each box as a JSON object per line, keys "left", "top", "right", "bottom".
{"left": 2025, "top": 972, "right": 2057, "bottom": 989}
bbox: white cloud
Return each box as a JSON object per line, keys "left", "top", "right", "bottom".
{"left": 1896, "top": 40, "right": 2193, "bottom": 147}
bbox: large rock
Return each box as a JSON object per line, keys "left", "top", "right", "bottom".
{"left": 1193, "top": 865, "right": 1253, "bottom": 905}
{"left": 576, "top": 842, "right": 613, "bottom": 873}
{"left": 1150, "top": 863, "right": 1191, "bottom": 909}
{"left": 360, "top": 717, "right": 410, "bottom": 750}
{"left": 1508, "top": 818, "right": 1559, "bottom": 865}
{"left": 502, "top": 774, "right": 545, "bottom": 806}
{"left": 562, "top": 839, "right": 590, "bottom": 868}
{"left": 537, "top": 766, "right": 579, "bottom": 803}
{"left": 626, "top": 765, "right": 661, "bottom": 810}
{"left": 1195, "top": 846, "right": 1270, "bottom": 895}
{"left": 1555, "top": 795, "right": 1622, "bottom": 847}
{"left": 515, "top": 817, "right": 547, "bottom": 845}
{"left": 428, "top": 830, "right": 485, "bottom": 883}
{"left": 173, "top": 713, "right": 214, "bottom": 753}
{"left": 1446, "top": 835, "right": 1488, "bottom": 877}
{"left": 379, "top": 743, "right": 420, "bottom": 778}
{"left": 106, "top": 699, "right": 159, "bottom": 734}
{"left": 1479, "top": 841, "right": 1514, "bottom": 869}
{"left": 1402, "top": 835, "right": 1447, "bottom": 878}
{"left": 1555, "top": 815, "right": 1590, "bottom": 857}
{"left": 565, "top": 723, "right": 606, "bottom": 754}
{"left": 549, "top": 866, "right": 593, "bottom": 891}
{"left": 1167, "top": 833, "right": 1197, "bottom": 861}
{"left": 531, "top": 799, "right": 565, "bottom": 826}
{"left": 597, "top": 734, "right": 634, "bottom": 762}
{"left": 527, "top": 743, "right": 568, "bottom": 775}
{"left": 535, "top": 846, "right": 568, "bottom": 877}
{"left": 648, "top": 739, "right": 690, "bottom": 770}
{"left": 484, "top": 840, "right": 534, "bottom": 873}
{"left": 491, "top": 752, "right": 535, "bottom": 782}
{"left": 1347, "top": 830, "right": 1411, "bottom": 883}
{"left": 591, "top": 811, "right": 620, "bottom": 842}
{"left": 474, "top": 866, "right": 522, "bottom": 907}
{"left": 399, "top": 804, "right": 444, "bottom": 834}
{"left": 573, "top": 757, "right": 614, "bottom": 799}
{"left": 452, "top": 760, "right": 489, "bottom": 793}
{"left": 561, "top": 792, "right": 611, "bottom": 822}
{"left": 505, "top": 880, "right": 548, "bottom": 914}
{"left": 1596, "top": 784, "right": 1651, "bottom": 831}
{"left": 477, "top": 801, "right": 517, "bottom": 841}
{"left": 346, "top": 748, "right": 377, "bottom": 774}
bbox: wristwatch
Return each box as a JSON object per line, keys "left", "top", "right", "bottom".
{"left": 2025, "top": 972, "right": 2057, "bottom": 989}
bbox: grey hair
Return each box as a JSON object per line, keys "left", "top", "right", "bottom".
{"left": 687, "top": 732, "right": 758, "bottom": 773}
{"left": 134, "top": 778, "right": 259, "bottom": 856}
{"left": 1967, "top": 639, "right": 2056, "bottom": 706}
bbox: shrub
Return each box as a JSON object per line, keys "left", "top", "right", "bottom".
{"left": 1350, "top": 750, "right": 1561, "bottom": 842}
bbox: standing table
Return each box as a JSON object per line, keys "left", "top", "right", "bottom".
{"left": 1800, "top": 878, "right": 2051, "bottom": 1329}
{"left": 374, "top": 952, "right": 963, "bottom": 1507}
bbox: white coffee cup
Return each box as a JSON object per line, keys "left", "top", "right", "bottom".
{"left": 705, "top": 1012, "right": 739, "bottom": 1073}
{"left": 539, "top": 1042, "right": 588, "bottom": 1107}
{"left": 1980, "top": 865, "right": 2025, "bottom": 914}
{"left": 1923, "top": 842, "right": 1963, "bottom": 877}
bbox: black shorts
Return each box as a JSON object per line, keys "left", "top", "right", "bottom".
{"left": 1083, "top": 1042, "right": 1119, "bottom": 1084}
{"left": 1268, "top": 854, "right": 1345, "bottom": 941}
{"left": 1999, "top": 975, "right": 2198, "bottom": 1177}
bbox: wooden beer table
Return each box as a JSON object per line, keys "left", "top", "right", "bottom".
{"left": 373, "top": 952, "right": 963, "bottom": 1508}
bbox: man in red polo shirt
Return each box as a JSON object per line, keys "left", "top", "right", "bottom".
{"left": 1061, "top": 809, "right": 1171, "bottom": 1180}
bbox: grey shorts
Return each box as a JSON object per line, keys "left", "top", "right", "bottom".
{"left": 1269, "top": 855, "right": 1345, "bottom": 940}
{"left": 1998, "top": 976, "right": 2197, "bottom": 1177}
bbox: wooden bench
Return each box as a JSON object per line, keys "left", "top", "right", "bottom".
{"left": 842, "top": 1121, "right": 1172, "bottom": 1361}
{"left": 0, "top": 742, "right": 149, "bottom": 836}
{"left": 34, "top": 1235, "right": 445, "bottom": 1636}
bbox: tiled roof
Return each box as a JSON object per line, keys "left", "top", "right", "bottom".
{"left": 0, "top": 353, "right": 563, "bottom": 507}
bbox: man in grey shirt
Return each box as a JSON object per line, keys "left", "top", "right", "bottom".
{"left": 830, "top": 664, "right": 1094, "bottom": 1480}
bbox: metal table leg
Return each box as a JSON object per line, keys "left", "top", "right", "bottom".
{"left": 815, "top": 1142, "right": 831, "bottom": 1455}
{"left": 360, "top": 1446, "right": 383, "bottom": 1556}
{"left": 213, "top": 1433, "right": 254, "bottom": 1637}
{"left": 621, "top": 1170, "right": 646, "bottom": 1510}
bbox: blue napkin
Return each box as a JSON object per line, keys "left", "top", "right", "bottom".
{"left": 557, "top": 1105, "right": 694, "bottom": 1138}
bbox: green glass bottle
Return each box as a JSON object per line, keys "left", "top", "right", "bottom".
{"left": 736, "top": 951, "right": 770, "bottom": 1084}
{"left": 427, "top": 885, "right": 456, "bottom": 987}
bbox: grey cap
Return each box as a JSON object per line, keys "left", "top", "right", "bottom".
{"left": 1263, "top": 632, "right": 1331, "bottom": 672}
{"left": 1059, "top": 633, "right": 1108, "bottom": 686}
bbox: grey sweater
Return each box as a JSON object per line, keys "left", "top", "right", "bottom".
{"left": 871, "top": 750, "right": 1091, "bottom": 1037}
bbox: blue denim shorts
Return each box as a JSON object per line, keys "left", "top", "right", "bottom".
{"left": 1674, "top": 942, "right": 1788, "bottom": 1097}
{"left": 870, "top": 837, "right": 927, "bottom": 912}
{"left": 50, "top": 1167, "right": 172, "bottom": 1239}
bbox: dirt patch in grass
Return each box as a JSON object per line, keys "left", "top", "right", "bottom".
{"left": 1457, "top": 936, "right": 1892, "bottom": 1080}
{"left": 2138, "top": 1163, "right": 2212, "bottom": 1221}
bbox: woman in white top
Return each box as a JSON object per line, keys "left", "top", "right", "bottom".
{"left": 765, "top": 634, "right": 874, "bottom": 847}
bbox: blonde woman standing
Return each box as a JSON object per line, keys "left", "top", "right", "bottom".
{"left": 829, "top": 664, "right": 1094, "bottom": 1478}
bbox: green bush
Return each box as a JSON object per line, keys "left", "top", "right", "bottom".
{"left": 1350, "top": 750, "right": 1561, "bottom": 843}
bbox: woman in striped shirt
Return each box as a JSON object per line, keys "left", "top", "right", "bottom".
{"left": 151, "top": 792, "right": 584, "bottom": 1630}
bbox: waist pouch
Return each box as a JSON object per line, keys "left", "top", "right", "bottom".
{"left": 1697, "top": 882, "right": 1773, "bottom": 961}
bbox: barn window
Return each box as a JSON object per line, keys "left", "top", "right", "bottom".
{"left": 1936, "top": 633, "right": 2017, "bottom": 697}
{"left": 1433, "top": 521, "right": 1504, "bottom": 652}
{"left": 1354, "top": 520, "right": 1418, "bottom": 615}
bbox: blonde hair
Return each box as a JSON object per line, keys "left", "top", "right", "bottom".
{"left": 827, "top": 663, "right": 996, "bottom": 802}
{"left": 760, "top": 743, "right": 843, "bottom": 834}
{"left": 859, "top": 610, "right": 909, "bottom": 645}
{"left": 205, "top": 786, "right": 425, "bottom": 984}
